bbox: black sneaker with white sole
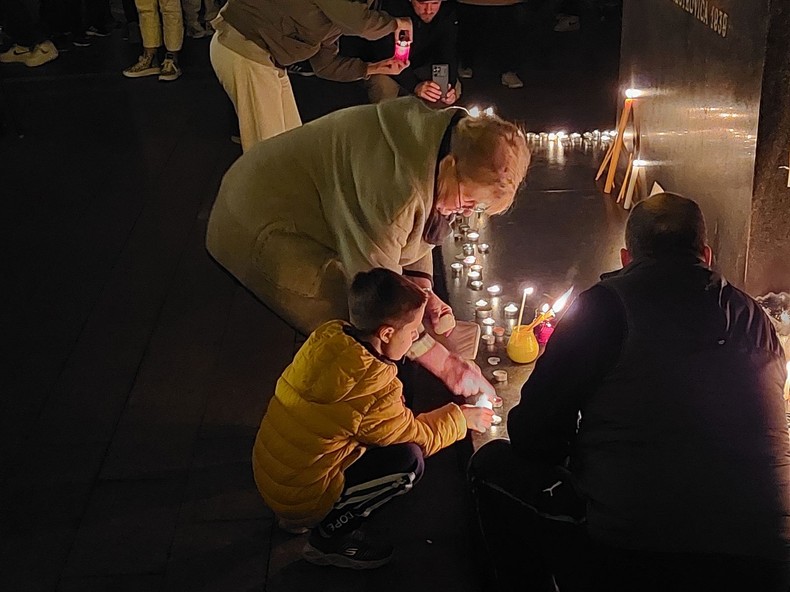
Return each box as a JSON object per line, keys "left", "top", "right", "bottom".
{"left": 303, "top": 529, "right": 393, "bottom": 569}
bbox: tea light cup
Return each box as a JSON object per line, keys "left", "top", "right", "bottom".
{"left": 462, "top": 255, "right": 476, "bottom": 267}
{"left": 492, "top": 369, "right": 508, "bottom": 383}
{"left": 462, "top": 243, "right": 475, "bottom": 256}
{"left": 450, "top": 262, "right": 463, "bottom": 277}
{"left": 470, "top": 280, "right": 483, "bottom": 291}
{"left": 477, "top": 243, "right": 490, "bottom": 254}
{"left": 486, "top": 284, "right": 502, "bottom": 297}
{"left": 466, "top": 231, "right": 480, "bottom": 243}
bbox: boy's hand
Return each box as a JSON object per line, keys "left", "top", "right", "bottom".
{"left": 444, "top": 355, "right": 496, "bottom": 398}
{"left": 461, "top": 405, "right": 494, "bottom": 433}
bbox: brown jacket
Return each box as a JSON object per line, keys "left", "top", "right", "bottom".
{"left": 221, "top": 0, "right": 397, "bottom": 80}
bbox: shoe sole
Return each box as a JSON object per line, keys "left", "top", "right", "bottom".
{"left": 124, "top": 68, "right": 160, "bottom": 78}
{"left": 302, "top": 544, "right": 391, "bottom": 570}
{"left": 158, "top": 72, "right": 181, "bottom": 81}
{"left": 25, "top": 52, "right": 58, "bottom": 67}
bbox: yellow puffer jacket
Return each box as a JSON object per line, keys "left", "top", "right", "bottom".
{"left": 252, "top": 320, "right": 467, "bottom": 525}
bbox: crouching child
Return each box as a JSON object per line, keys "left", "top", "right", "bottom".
{"left": 252, "top": 268, "right": 493, "bottom": 569}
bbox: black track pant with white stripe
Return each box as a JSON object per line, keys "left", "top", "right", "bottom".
{"left": 318, "top": 443, "right": 424, "bottom": 538}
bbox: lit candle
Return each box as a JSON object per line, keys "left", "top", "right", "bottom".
{"left": 475, "top": 393, "right": 493, "bottom": 410}
{"left": 486, "top": 284, "right": 502, "bottom": 297}
{"left": 394, "top": 38, "right": 410, "bottom": 63}
{"left": 475, "top": 299, "right": 489, "bottom": 308}
{"left": 535, "top": 321, "right": 555, "bottom": 345}
{"left": 467, "top": 271, "right": 481, "bottom": 286}
{"left": 450, "top": 262, "right": 463, "bottom": 277}
{"left": 482, "top": 318, "right": 496, "bottom": 327}
{"left": 470, "top": 280, "right": 483, "bottom": 291}
{"left": 471, "top": 264, "right": 483, "bottom": 275}
{"left": 477, "top": 243, "right": 490, "bottom": 254}
{"left": 548, "top": 132, "right": 557, "bottom": 141}
{"left": 539, "top": 132, "right": 548, "bottom": 141}
{"left": 504, "top": 303, "right": 519, "bottom": 318}
{"left": 467, "top": 231, "right": 480, "bottom": 243}
{"left": 463, "top": 255, "right": 476, "bottom": 267}
{"left": 462, "top": 243, "right": 475, "bottom": 256}
{"left": 491, "top": 414, "right": 502, "bottom": 426}
{"left": 624, "top": 159, "right": 646, "bottom": 210}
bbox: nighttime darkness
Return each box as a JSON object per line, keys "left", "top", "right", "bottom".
{"left": 2, "top": 0, "right": 789, "bottom": 591}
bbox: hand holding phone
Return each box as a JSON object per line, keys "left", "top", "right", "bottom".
{"left": 432, "top": 64, "right": 449, "bottom": 98}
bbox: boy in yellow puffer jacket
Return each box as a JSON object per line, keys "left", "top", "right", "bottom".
{"left": 253, "top": 268, "right": 493, "bottom": 569}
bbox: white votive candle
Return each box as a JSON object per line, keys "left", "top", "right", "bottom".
{"left": 451, "top": 262, "right": 463, "bottom": 277}
{"left": 486, "top": 284, "right": 502, "bottom": 297}
{"left": 463, "top": 256, "right": 476, "bottom": 267}
{"left": 466, "top": 231, "right": 480, "bottom": 243}
{"left": 477, "top": 243, "right": 490, "bottom": 254}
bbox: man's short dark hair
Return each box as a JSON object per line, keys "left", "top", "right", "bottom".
{"left": 625, "top": 193, "right": 707, "bottom": 259}
{"left": 349, "top": 269, "right": 428, "bottom": 335}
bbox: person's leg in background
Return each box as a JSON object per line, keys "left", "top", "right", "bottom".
{"left": 157, "top": 0, "right": 183, "bottom": 81}
{"left": 303, "top": 443, "right": 425, "bottom": 569}
{"left": 121, "top": 0, "right": 140, "bottom": 43}
{"left": 456, "top": 2, "right": 479, "bottom": 79}
{"left": 182, "top": 0, "right": 209, "bottom": 38}
{"left": 123, "top": 0, "right": 161, "bottom": 77}
{"left": 0, "top": 0, "right": 58, "bottom": 66}
{"left": 497, "top": 2, "right": 526, "bottom": 88}
{"left": 468, "top": 439, "right": 591, "bottom": 592}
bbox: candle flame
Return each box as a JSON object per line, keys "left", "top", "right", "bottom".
{"left": 541, "top": 303, "right": 549, "bottom": 313}
{"left": 475, "top": 299, "right": 488, "bottom": 307}
{"left": 484, "top": 107, "right": 495, "bottom": 116}
{"left": 625, "top": 88, "right": 643, "bottom": 99}
{"left": 633, "top": 159, "right": 648, "bottom": 167}
{"left": 551, "top": 287, "right": 574, "bottom": 313}
{"left": 469, "top": 106, "right": 481, "bottom": 118}
{"left": 526, "top": 286, "right": 535, "bottom": 295}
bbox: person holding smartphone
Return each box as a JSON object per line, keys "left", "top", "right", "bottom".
{"left": 356, "top": 0, "right": 459, "bottom": 105}
{"left": 210, "top": 0, "right": 414, "bottom": 152}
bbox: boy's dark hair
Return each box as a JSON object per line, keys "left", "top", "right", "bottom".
{"left": 625, "top": 192, "right": 707, "bottom": 259}
{"left": 349, "top": 269, "right": 428, "bottom": 335}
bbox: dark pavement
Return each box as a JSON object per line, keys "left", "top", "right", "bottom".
{"left": 0, "top": 5, "right": 622, "bottom": 590}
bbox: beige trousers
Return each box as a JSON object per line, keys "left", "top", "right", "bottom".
{"left": 209, "top": 35, "right": 302, "bottom": 152}
{"left": 135, "top": 0, "right": 184, "bottom": 51}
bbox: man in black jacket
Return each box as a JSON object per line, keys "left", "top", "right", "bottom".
{"left": 359, "top": 0, "right": 459, "bottom": 104}
{"left": 470, "top": 193, "right": 790, "bottom": 591}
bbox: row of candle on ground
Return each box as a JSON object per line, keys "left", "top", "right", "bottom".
{"left": 525, "top": 130, "right": 619, "bottom": 144}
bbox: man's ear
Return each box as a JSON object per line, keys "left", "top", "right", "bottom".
{"left": 377, "top": 325, "right": 395, "bottom": 344}
{"left": 620, "top": 248, "right": 632, "bottom": 267}
{"left": 702, "top": 245, "right": 713, "bottom": 266}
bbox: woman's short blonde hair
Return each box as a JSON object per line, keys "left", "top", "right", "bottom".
{"left": 451, "top": 114, "right": 530, "bottom": 215}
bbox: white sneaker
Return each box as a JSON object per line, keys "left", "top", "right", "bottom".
{"left": 458, "top": 66, "right": 473, "bottom": 79}
{"left": 554, "top": 15, "right": 580, "bottom": 32}
{"left": 0, "top": 44, "right": 31, "bottom": 63}
{"left": 501, "top": 71, "right": 524, "bottom": 89}
{"left": 1, "top": 41, "right": 58, "bottom": 66}
{"left": 123, "top": 53, "right": 160, "bottom": 78}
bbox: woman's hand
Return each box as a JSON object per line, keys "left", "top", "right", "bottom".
{"left": 461, "top": 405, "right": 494, "bottom": 433}
{"left": 443, "top": 355, "right": 496, "bottom": 398}
{"left": 425, "top": 291, "right": 454, "bottom": 336}
{"left": 415, "top": 81, "right": 443, "bottom": 103}
{"left": 367, "top": 58, "right": 409, "bottom": 76}
{"left": 394, "top": 17, "right": 413, "bottom": 43}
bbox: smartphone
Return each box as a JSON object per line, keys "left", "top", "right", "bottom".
{"left": 432, "top": 64, "right": 449, "bottom": 98}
